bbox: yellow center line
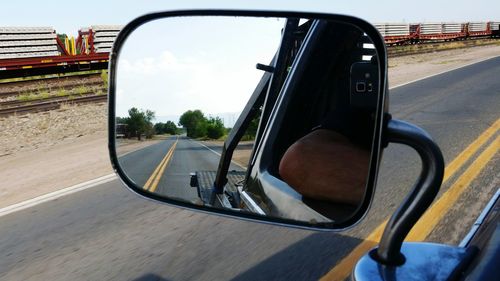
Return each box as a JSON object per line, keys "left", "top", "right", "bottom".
{"left": 321, "top": 118, "right": 499, "bottom": 281}
{"left": 144, "top": 137, "right": 178, "bottom": 191}
{"left": 149, "top": 140, "right": 178, "bottom": 193}
{"left": 144, "top": 144, "right": 171, "bottom": 189}
{"left": 406, "top": 135, "right": 499, "bottom": 241}
{"left": 442, "top": 118, "right": 499, "bottom": 183}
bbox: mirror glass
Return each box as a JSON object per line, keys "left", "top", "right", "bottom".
{"left": 114, "top": 15, "right": 380, "bottom": 226}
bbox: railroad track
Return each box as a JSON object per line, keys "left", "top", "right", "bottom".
{"left": 0, "top": 71, "right": 107, "bottom": 117}
{"left": 0, "top": 94, "right": 107, "bottom": 117}
{"left": 387, "top": 38, "right": 500, "bottom": 57}
{"left": 0, "top": 89, "right": 104, "bottom": 107}
{"left": 0, "top": 72, "right": 101, "bottom": 86}
{"left": 0, "top": 80, "right": 104, "bottom": 99}
{"left": 0, "top": 73, "right": 103, "bottom": 97}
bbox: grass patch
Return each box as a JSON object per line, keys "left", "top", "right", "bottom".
{"left": 217, "top": 134, "right": 229, "bottom": 141}
{"left": 101, "top": 71, "right": 108, "bottom": 87}
{"left": 96, "top": 89, "right": 107, "bottom": 96}
{"left": 17, "top": 91, "right": 50, "bottom": 102}
{"left": 56, "top": 88, "right": 68, "bottom": 97}
{"left": 74, "top": 85, "right": 90, "bottom": 95}
{"left": 388, "top": 38, "right": 500, "bottom": 57}
{"left": 14, "top": 83, "right": 97, "bottom": 102}
{"left": 152, "top": 134, "right": 171, "bottom": 140}
{"left": 0, "top": 70, "right": 105, "bottom": 84}
{"left": 17, "top": 92, "right": 35, "bottom": 102}
{"left": 38, "top": 91, "right": 50, "bottom": 99}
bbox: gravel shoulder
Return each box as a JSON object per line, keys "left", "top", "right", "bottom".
{"left": 1, "top": 45, "right": 500, "bottom": 208}
{"left": 388, "top": 45, "right": 500, "bottom": 86}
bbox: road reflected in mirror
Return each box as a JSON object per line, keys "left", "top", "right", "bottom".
{"left": 115, "top": 16, "right": 282, "bottom": 199}
{"left": 114, "top": 15, "right": 380, "bottom": 225}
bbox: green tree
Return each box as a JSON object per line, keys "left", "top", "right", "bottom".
{"left": 179, "top": 110, "right": 206, "bottom": 138}
{"left": 164, "top": 121, "right": 178, "bottom": 135}
{"left": 206, "top": 116, "right": 225, "bottom": 139}
{"left": 154, "top": 121, "right": 178, "bottom": 135}
{"left": 153, "top": 123, "right": 164, "bottom": 134}
{"left": 242, "top": 107, "right": 262, "bottom": 141}
{"left": 125, "top": 107, "right": 155, "bottom": 140}
{"left": 116, "top": 116, "right": 128, "bottom": 124}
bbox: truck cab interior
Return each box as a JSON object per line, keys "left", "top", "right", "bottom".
{"left": 245, "top": 20, "right": 380, "bottom": 223}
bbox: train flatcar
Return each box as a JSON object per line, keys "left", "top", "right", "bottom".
{"left": 1, "top": 21, "right": 498, "bottom": 78}
{"left": 0, "top": 25, "right": 121, "bottom": 79}
{"left": 376, "top": 21, "right": 499, "bottom": 45}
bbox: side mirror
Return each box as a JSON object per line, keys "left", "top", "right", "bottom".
{"left": 108, "top": 10, "right": 388, "bottom": 230}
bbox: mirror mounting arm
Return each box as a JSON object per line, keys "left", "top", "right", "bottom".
{"left": 248, "top": 18, "right": 300, "bottom": 167}
{"left": 257, "top": 18, "right": 300, "bottom": 129}
{"left": 256, "top": 63, "right": 275, "bottom": 73}
{"left": 376, "top": 119, "right": 445, "bottom": 265}
{"left": 213, "top": 18, "right": 300, "bottom": 194}
{"left": 212, "top": 66, "right": 273, "bottom": 193}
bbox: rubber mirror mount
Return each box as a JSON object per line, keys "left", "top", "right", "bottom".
{"left": 375, "top": 119, "right": 445, "bottom": 265}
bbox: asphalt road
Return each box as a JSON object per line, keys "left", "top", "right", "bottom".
{"left": 1, "top": 57, "right": 499, "bottom": 281}
{"left": 118, "top": 136, "right": 243, "bottom": 202}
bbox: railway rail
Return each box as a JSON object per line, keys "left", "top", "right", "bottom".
{"left": 0, "top": 77, "right": 103, "bottom": 99}
{"left": 0, "top": 94, "right": 107, "bottom": 117}
{"left": 0, "top": 89, "right": 104, "bottom": 107}
{"left": 0, "top": 70, "right": 106, "bottom": 117}
{"left": 0, "top": 71, "right": 102, "bottom": 86}
{"left": 387, "top": 37, "right": 500, "bottom": 57}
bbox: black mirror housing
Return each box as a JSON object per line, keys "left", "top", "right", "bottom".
{"left": 108, "top": 9, "right": 388, "bottom": 230}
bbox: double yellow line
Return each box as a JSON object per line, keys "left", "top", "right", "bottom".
{"left": 321, "top": 118, "right": 500, "bottom": 281}
{"left": 144, "top": 137, "right": 179, "bottom": 193}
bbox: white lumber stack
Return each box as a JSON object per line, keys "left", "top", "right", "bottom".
{"left": 469, "top": 22, "right": 487, "bottom": 32}
{"left": 0, "top": 27, "right": 60, "bottom": 59}
{"left": 78, "top": 25, "right": 122, "bottom": 54}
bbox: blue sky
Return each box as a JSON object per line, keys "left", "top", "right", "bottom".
{"left": 1, "top": 0, "right": 499, "bottom": 37}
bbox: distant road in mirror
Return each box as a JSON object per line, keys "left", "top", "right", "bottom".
{"left": 118, "top": 136, "right": 242, "bottom": 201}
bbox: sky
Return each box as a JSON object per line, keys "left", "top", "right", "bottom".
{"left": 115, "top": 16, "right": 285, "bottom": 124}
{"left": 2, "top": 0, "right": 499, "bottom": 124}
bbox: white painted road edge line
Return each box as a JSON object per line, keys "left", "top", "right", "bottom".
{"left": 189, "top": 139, "right": 247, "bottom": 170}
{"left": 389, "top": 55, "right": 500, "bottom": 90}
{"left": 0, "top": 173, "right": 116, "bottom": 218}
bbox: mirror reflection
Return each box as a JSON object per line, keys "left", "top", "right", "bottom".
{"left": 116, "top": 16, "right": 283, "bottom": 202}
{"left": 114, "top": 16, "right": 379, "bottom": 225}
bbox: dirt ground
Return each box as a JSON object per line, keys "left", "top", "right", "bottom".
{"left": 388, "top": 45, "right": 500, "bottom": 86}
{"left": 1, "top": 44, "right": 500, "bottom": 208}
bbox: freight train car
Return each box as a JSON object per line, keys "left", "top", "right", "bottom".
{"left": 1, "top": 22, "right": 498, "bottom": 77}
{"left": 489, "top": 21, "right": 500, "bottom": 37}
{"left": 0, "top": 26, "right": 121, "bottom": 79}
{"left": 377, "top": 21, "right": 500, "bottom": 45}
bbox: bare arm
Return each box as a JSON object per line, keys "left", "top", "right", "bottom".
{"left": 279, "top": 129, "right": 370, "bottom": 205}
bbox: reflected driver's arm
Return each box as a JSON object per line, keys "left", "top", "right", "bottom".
{"left": 279, "top": 128, "right": 370, "bottom": 205}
